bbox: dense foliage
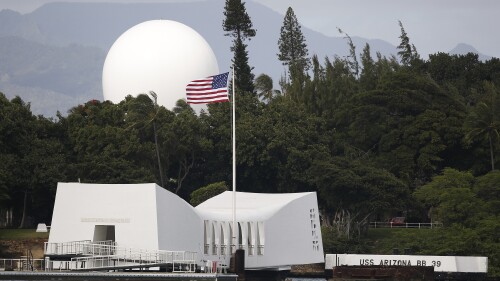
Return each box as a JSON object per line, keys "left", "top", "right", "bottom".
{"left": 1, "top": 3, "right": 499, "bottom": 277}
{"left": 190, "top": 181, "right": 228, "bottom": 207}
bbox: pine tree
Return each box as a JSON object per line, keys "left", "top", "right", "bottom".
{"left": 223, "top": 0, "right": 256, "bottom": 42}
{"left": 278, "top": 7, "right": 310, "bottom": 76}
{"left": 359, "top": 43, "right": 377, "bottom": 90}
{"left": 233, "top": 37, "right": 255, "bottom": 93}
{"left": 223, "top": 0, "right": 256, "bottom": 93}
{"left": 397, "top": 20, "right": 420, "bottom": 66}
{"left": 338, "top": 28, "right": 359, "bottom": 77}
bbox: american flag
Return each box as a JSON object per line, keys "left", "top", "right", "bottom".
{"left": 186, "top": 72, "right": 230, "bottom": 104}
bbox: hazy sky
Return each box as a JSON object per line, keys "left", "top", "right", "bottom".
{"left": 1, "top": 0, "right": 499, "bottom": 58}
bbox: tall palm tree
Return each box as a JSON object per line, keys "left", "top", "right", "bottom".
{"left": 254, "top": 73, "right": 276, "bottom": 102}
{"left": 464, "top": 81, "right": 500, "bottom": 171}
{"left": 149, "top": 91, "right": 165, "bottom": 188}
{"left": 125, "top": 92, "right": 165, "bottom": 187}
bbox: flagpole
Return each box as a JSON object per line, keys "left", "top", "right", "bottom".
{"left": 231, "top": 65, "right": 237, "bottom": 253}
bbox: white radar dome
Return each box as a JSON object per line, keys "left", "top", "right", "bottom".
{"left": 102, "top": 20, "right": 219, "bottom": 110}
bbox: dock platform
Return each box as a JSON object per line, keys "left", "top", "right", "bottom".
{"left": 0, "top": 271, "right": 237, "bottom": 281}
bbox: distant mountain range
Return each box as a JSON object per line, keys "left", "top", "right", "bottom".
{"left": 0, "top": 1, "right": 492, "bottom": 117}
{"left": 448, "top": 43, "right": 491, "bottom": 61}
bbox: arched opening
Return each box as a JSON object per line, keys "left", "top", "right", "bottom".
{"left": 220, "top": 223, "right": 226, "bottom": 255}
{"left": 247, "top": 222, "right": 254, "bottom": 255}
{"left": 203, "top": 220, "right": 209, "bottom": 254}
{"left": 257, "top": 222, "right": 265, "bottom": 255}
{"left": 238, "top": 222, "right": 243, "bottom": 249}
{"left": 229, "top": 222, "right": 235, "bottom": 253}
{"left": 211, "top": 222, "right": 217, "bottom": 255}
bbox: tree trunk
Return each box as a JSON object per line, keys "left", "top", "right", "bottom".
{"left": 153, "top": 120, "right": 165, "bottom": 188}
{"left": 489, "top": 133, "right": 495, "bottom": 171}
{"left": 321, "top": 210, "right": 331, "bottom": 227}
{"left": 18, "top": 189, "right": 28, "bottom": 229}
{"left": 175, "top": 151, "right": 195, "bottom": 194}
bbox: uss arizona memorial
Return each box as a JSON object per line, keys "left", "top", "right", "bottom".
{"left": 43, "top": 182, "right": 488, "bottom": 277}
{"left": 46, "top": 182, "right": 324, "bottom": 270}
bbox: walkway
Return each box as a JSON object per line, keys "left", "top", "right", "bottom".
{"left": 44, "top": 241, "right": 197, "bottom": 272}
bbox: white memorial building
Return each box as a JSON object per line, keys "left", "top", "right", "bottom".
{"left": 47, "top": 182, "right": 324, "bottom": 270}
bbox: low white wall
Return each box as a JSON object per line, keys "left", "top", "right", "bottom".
{"left": 325, "top": 254, "right": 488, "bottom": 273}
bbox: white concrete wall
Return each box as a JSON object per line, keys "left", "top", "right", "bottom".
{"left": 49, "top": 183, "right": 159, "bottom": 250}
{"left": 155, "top": 186, "right": 203, "bottom": 253}
{"left": 245, "top": 192, "right": 324, "bottom": 268}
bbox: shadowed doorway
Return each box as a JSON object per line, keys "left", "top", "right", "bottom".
{"left": 93, "top": 225, "right": 115, "bottom": 242}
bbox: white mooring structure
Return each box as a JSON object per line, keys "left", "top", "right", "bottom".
{"left": 326, "top": 254, "right": 488, "bottom": 275}
{"left": 45, "top": 182, "right": 324, "bottom": 271}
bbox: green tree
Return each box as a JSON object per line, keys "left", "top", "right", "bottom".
{"left": 66, "top": 99, "right": 156, "bottom": 185}
{"left": 308, "top": 155, "right": 409, "bottom": 238}
{"left": 233, "top": 37, "right": 255, "bottom": 93}
{"left": 324, "top": 56, "right": 358, "bottom": 108}
{"left": 200, "top": 101, "right": 232, "bottom": 186}
{"left": 337, "top": 28, "right": 359, "bottom": 77}
{"left": 278, "top": 7, "right": 310, "bottom": 77}
{"left": 407, "top": 169, "right": 500, "bottom": 275}
{"left": 223, "top": 0, "right": 256, "bottom": 93}
{"left": 339, "top": 70, "right": 465, "bottom": 187}
{"left": 223, "top": 0, "right": 256, "bottom": 41}
{"left": 166, "top": 100, "right": 209, "bottom": 196}
{"left": 254, "top": 73, "right": 277, "bottom": 102}
{"left": 359, "top": 43, "right": 377, "bottom": 91}
{"left": 426, "top": 52, "right": 485, "bottom": 106}
{"left": 474, "top": 170, "right": 500, "bottom": 215}
{"left": 464, "top": 81, "right": 500, "bottom": 171}
{"left": 150, "top": 92, "right": 164, "bottom": 187}
{"left": 190, "top": 181, "right": 228, "bottom": 206}
{"left": 23, "top": 117, "right": 67, "bottom": 225}
{"left": 0, "top": 95, "right": 36, "bottom": 227}
{"left": 237, "top": 96, "right": 322, "bottom": 193}
{"left": 0, "top": 93, "right": 14, "bottom": 205}
{"left": 123, "top": 94, "right": 176, "bottom": 188}
{"left": 397, "top": 20, "right": 419, "bottom": 66}
{"left": 304, "top": 55, "right": 327, "bottom": 114}
{"left": 321, "top": 225, "right": 369, "bottom": 253}
{"left": 414, "top": 168, "right": 477, "bottom": 226}
{"left": 0, "top": 94, "right": 68, "bottom": 227}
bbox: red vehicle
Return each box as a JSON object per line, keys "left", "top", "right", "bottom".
{"left": 390, "top": 217, "right": 405, "bottom": 226}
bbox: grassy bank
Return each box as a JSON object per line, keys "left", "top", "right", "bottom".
{"left": 0, "top": 229, "right": 49, "bottom": 240}
{"left": 322, "top": 226, "right": 440, "bottom": 255}
{"left": 0, "top": 229, "right": 48, "bottom": 258}
{"left": 366, "top": 228, "right": 437, "bottom": 254}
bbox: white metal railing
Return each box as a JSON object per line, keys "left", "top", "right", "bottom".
{"left": 44, "top": 240, "right": 197, "bottom": 272}
{"left": 45, "top": 260, "right": 72, "bottom": 271}
{"left": 71, "top": 250, "right": 197, "bottom": 271}
{"left": 202, "top": 259, "right": 228, "bottom": 273}
{"left": 369, "top": 222, "right": 443, "bottom": 229}
{"left": 0, "top": 258, "right": 45, "bottom": 271}
{"left": 44, "top": 240, "right": 117, "bottom": 256}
